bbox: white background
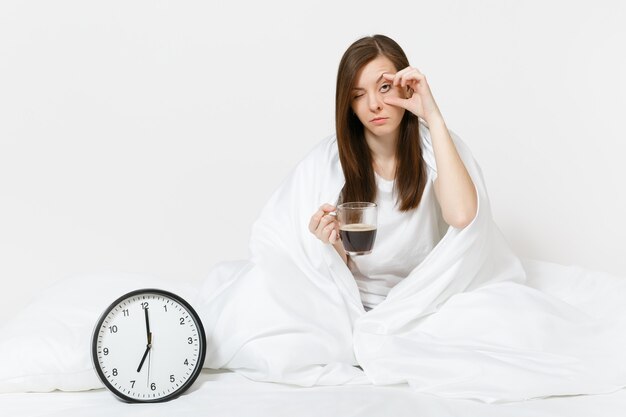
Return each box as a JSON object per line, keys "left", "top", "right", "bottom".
{"left": 1, "top": 0, "right": 625, "bottom": 324}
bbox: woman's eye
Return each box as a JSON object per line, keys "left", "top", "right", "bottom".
{"left": 380, "top": 84, "right": 391, "bottom": 93}
{"left": 353, "top": 94, "right": 364, "bottom": 100}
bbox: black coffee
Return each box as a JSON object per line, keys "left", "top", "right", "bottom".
{"left": 340, "top": 223, "right": 377, "bottom": 254}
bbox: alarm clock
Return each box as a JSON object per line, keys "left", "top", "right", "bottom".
{"left": 91, "top": 288, "right": 207, "bottom": 402}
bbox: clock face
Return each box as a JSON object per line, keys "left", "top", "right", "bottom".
{"left": 91, "top": 289, "right": 206, "bottom": 403}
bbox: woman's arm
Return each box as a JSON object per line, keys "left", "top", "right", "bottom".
{"left": 427, "top": 115, "right": 478, "bottom": 229}
{"left": 382, "top": 67, "right": 478, "bottom": 229}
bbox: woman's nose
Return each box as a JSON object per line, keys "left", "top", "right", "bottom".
{"left": 368, "top": 94, "right": 382, "bottom": 112}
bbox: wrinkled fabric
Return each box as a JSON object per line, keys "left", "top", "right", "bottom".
{"left": 197, "top": 124, "right": 626, "bottom": 403}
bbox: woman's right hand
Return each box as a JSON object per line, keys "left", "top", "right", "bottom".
{"left": 308, "top": 204, "right": 340, "bottom": 244}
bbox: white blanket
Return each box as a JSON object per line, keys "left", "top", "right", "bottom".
{"left": 197, "top": 128, "right": 626, "bottom": 403}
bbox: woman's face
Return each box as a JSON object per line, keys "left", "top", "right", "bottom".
{"left": 351, "top": 55, "right": 407, "bottom": 140}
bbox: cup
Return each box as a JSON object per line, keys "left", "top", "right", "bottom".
{"left": 337, "top": 202, "right": 377, "bottom": 256}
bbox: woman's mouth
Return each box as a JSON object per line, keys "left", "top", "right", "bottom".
{"left": 370, "top": 117, "right": 388, "bottom": 125}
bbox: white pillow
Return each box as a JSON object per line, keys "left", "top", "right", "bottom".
{"left": 0, "top": 272, "right": 199, "bottom": 393}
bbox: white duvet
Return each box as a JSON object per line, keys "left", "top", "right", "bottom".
{"left": 2, "top": 127, "right": 626, "bottom": 404}
{"left": 197, "top": 126, "right": 626, "bottom": 403}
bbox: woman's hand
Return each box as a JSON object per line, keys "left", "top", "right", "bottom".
{"left": 382, "top": 67, "right": 442, "bottom": 123}
{"left": 308, "top": 204, "right": 340, "bottom": 244}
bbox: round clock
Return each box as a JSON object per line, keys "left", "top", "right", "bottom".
{"left": 91, "top": 288, "right": 207, "bottom": 403}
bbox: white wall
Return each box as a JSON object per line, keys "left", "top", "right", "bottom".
{"left": 1, "top": 0, "right": 625, "bottom": 324}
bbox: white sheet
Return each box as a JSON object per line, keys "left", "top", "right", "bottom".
{"left": 196, "top": 124, "right": 626, "bottom": 403}
{"left": 2, "top": 369, "right": 626, "bottom": 417}
{"left": 2, "top": 124, "right": 625, "bottom": 403}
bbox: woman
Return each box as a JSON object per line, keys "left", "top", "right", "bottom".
{"left": 309, "top": 34, "right": 478, "bottom": 311}
{"left": 197, "top": 35, "right": 626, "bottom": 402}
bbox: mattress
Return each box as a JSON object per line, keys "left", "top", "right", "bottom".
{"left": 2, "top": 369, "right": 626, "bottom": 417}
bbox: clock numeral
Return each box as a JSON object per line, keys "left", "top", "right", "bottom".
{"left": 141, "top": 302, "right": 149, "bottom": 310}
{"left": 163, "top": 305, "right": 168, "bottom": 312}
{"left": 151, "top": 383, "right": 157, "bottom": 391}
{"left": 109, "top": 325, "right": 118, "bottom": 334}
{"left": 130, "top": 380, "right": 136, "bottom": 388}
{"left": 184, "top": 359, "right": 189, "bottom": 365}
{"left": 103, "top": 348, "right": 109, "bottom": 356}
{"left": 170, "top": 374, "right": 175, "bottom": 383}
{"left": 112, "top": 368, "right": 118, "bottom": 376}
{"left": 180, "top": 317, "right": 185, "bottom": 325}
{"left": 122, "top": 309, "right": 129, "bottom": 317}
{"left": 187, "top": 337, "right": 193, "bottom": 344}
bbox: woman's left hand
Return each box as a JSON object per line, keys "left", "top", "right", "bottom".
{"left": 382, "top": 67, "right": 442, "bottom": 123}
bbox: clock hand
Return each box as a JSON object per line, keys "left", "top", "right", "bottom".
{"left": 144, "top": 307, "right": 151, "bottom": 343}
{"left": 147, "top": 345, "right": 152, "bottom": 388}
{"left": 136, "top": 332, "right": 152, "bottom": 373}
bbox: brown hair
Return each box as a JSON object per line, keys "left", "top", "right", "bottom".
{"left": 335, "top": 34, "right": 427, "bottom": 212}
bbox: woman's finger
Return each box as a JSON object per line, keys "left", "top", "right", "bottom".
{"left": 382, "top": 71, "right": 400, "bottom": 87}
{"left": 383, "top": 95, "right": 410, "bottom": 110}
{"left": 315, "top": 214, "right": 337, "bottom": 237}
{"left": 329, "top": 229, "right": 338, "bottom": 244}
{"left": 386, "top": 66, "right": 421, "bottom": 87}
{"left": 308, "top": 209, "right": 325, "bottom": 232}
{"left": 318, "top": 222, "right": 332, "bottom": 243}
{"left": 308, "top": 204, "right": 337, "bottom": 232}
{"left": 395, "top": 68, "right": 413, "bottom": 87}
{"left": 399, "top": 69, "right": 424, "bottom": 87}
{"left": 321, "top": 222, "right": 336, "bottom": 243}
{"left": 382, "top": 72, "right": 396, "bottom": 83}
{"left": 386, "top": 66, "right": 414, "bottom": 86}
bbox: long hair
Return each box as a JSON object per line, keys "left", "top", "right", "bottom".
{"left": 335, "top": 34, "right": 427, "bottom": 212}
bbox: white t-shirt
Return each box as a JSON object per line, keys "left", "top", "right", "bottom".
{"left": 348, "top": 129, "right": 449, "bottom": 311}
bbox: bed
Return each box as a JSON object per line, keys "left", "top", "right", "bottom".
{"left": 2, "top": 368, "right": 626, "bottom": 417}
{"left": 2, "top": 263, "right": 626, "bottom": 416}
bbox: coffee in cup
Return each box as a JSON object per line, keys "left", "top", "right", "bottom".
{"left": 337, "top": 202, "right": 377, "bottom": 256}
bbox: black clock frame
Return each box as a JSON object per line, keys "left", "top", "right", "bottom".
{"left": 91, "top": 288, "right": 207, "bottom": 403}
